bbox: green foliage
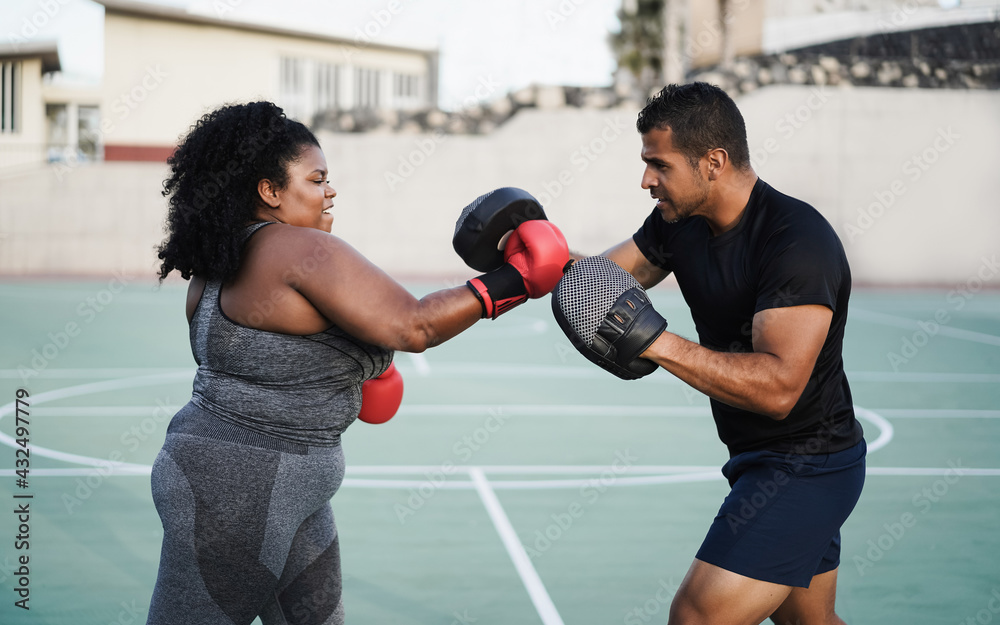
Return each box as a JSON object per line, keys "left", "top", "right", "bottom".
{"left": 609, "top": 0, "right": 665, "bottom": 81}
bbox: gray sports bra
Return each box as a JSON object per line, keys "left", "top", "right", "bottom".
{"left": 187, "top": 222, "right": 394, "bottom": 446}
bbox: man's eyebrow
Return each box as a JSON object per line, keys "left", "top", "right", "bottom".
{"left": 642, "top": 155, "right": 669, "bottom": 166}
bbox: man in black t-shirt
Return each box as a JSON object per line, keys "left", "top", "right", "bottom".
{"left": 590, "top": 83, "right": 865, "bottom": 624}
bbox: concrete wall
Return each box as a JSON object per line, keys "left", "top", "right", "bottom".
{"left": 0, "top": 85, "right": 997, "bottom": 285}
{"left": 740, "top": 85, "right": 999, "bottom": 285}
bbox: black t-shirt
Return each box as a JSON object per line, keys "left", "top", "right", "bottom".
{"left": 633, "top": 178, "right": 863, "bottom": 456}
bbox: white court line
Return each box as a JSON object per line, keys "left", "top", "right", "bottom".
{"left": 344, "top": 465, "right": 723, "bottom": 474}
{"left": 0, "top": 368, "right": 193, "bottom": 379}
{"left": 4, "top": 374, "right": 992, "bottom": 488}
{"left": 24, "top": 405, "right": 714, "bottom": 418}
{"left": 851, "top": 308, "right": 1000, "bottom": 347}
{"left": 867, "top": 409, "right": 1000, "bottom": 419}
{"left": 341, "top": 472, "right": 725, "bottom": 490}
{"left": 0, "top": 466, "right": 151, "bottom": 477}
{"left": 24, "top": 406, "right": 1000, "bottom": 420}
{"left": 29, "top": 406, "right": 179, "bottom": 417}
{"left": 24, "top": 405, "right": 1000, "bottom": 420}
{"left": 3, "top": 466, "right": 1000, "bottom": 480}
{"left": 0, "top": 372, "right": 190, "bottom": 471}
{"left": 469, "top": 467, "right": 565, "bottom": 625}
{"left": 0, "top": 368, "right": 893, "bottom": 473}
{"left": 5, "top": 366, "right": 1000, "bottom": 384}
{"left": 848, "top": 371, "right": 1000, "bottom": 383}
{"left": 866, "top": 467, "right": 1000, "bottom": 476}
{"left": 856, "top": 407, "right": 893, "bottom": 453}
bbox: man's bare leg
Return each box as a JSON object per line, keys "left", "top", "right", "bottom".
{"left": 668, "top": 559, "right": 792, "bottom": 625}
{"left": 769, "top": 568, "right": 847, "bottom": 625}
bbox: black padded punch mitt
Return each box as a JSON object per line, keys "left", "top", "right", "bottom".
{"left": 552, "top": 256, "right": 667, "bottom": 380}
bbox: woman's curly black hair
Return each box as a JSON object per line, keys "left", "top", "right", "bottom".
{"left": 156, "top": 101, "right": 320, "bottom": 282}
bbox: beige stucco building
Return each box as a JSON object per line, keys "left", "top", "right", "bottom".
{"left": 0, "top": 0, "right": 439, "bottom": 168}
{"left": 0, "top": 41, "right": 62, "bottom": 172}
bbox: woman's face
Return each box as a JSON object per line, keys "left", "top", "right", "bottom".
{"left": 257, "top": 144, "right": 336, "bottom": 232}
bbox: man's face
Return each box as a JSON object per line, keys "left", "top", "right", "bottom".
{"left": 640, "top": 127, "right": 710, "bottom": 224}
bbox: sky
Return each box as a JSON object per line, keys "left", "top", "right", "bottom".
{"left": 0, "top": 0, "right": 623, "bottom": 108}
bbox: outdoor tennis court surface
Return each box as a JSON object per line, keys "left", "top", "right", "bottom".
{"left": 1, "top": 279, "right": 998, "bottom": 625}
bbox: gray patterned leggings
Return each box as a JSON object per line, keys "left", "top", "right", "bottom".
{"left": 146, "top": 404, "right": 346, "bottom": 625}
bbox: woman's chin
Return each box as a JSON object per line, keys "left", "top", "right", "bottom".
{"left": 319, "top": 214, "right": 334, "bottom": 232}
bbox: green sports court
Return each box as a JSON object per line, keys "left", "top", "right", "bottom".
{"left": 1, "top": 278, "right": 997, "bottom": 624}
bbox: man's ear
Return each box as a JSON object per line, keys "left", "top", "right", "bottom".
{"left": 258, "top": 179, "right": 281, "bottom": 208}
{"left": 705, "top": 148, "right": 729, "bottom": 181}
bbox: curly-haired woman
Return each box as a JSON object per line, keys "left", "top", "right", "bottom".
{"left": 148, "top": 101, "right": 566, "bottom": 624}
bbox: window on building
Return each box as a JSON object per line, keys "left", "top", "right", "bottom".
{"left": 45, "top": 103, "right": 68, "bottom": 162}
{"left": 391, "top": 72, "right": 424, "bottom": 110}
{"left": 394, "top": 73, "right": 420, "bottom": 99}
{"left": 1, "top": 61, "right": 19, "bottom": 133}
{"left": 280, "top": 57, "right": 303, "bottom": 96}
{"left": 45, "top": 104, "right": 67, "bottom": 146}
{"left": 279, "top": 57, "right": 307, "bottom": 120}
{"left": 354, "top": 67, "right": 381, "bottom": 109}
{"left": 315, "top": 63, "right": 339, "bottom": 112}
{"left": 78, "top": 106, "right": 102, "bottom": 159}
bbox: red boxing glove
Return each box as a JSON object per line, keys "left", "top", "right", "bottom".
{"left": 466, "top": 220, "right": 570, "bottom": 319}
{"left": 358, "top": 362, "right": 404, "bottom": 424}
{"left": 503, "top": 220, "right": 570, "bottom": 298}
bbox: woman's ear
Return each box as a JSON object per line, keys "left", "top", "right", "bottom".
{"left": 257, "top": 178, "right": 281, "bottom": 208}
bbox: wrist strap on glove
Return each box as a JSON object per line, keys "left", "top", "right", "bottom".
{"left": 466, "top": 264, "right": 528, "bottom": 319}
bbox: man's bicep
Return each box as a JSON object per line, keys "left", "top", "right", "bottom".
{"left": 600, "top": 239, "right": 669, "bottom": 288}
{"left": 752, "top": 304, "right": 833, "bottom": 391}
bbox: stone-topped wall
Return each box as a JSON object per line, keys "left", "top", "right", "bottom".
{"left": 692, "top": 20, "right": 1000, "bottom": 94}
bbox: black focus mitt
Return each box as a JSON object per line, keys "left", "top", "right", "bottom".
{"left": 551, "top": 256, "right": 667, "bottom": 380}
{"left": 453, "top": 187, "right": 547, "bottom": 272}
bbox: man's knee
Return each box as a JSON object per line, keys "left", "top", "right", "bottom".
{"left": 770, "top": 607, "right": 844, "bottom": 625}
{"left": 667, "top": 588, "right": 708, "bottom": 625}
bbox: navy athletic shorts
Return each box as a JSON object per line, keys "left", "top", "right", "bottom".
{"left": 695, "top": 438, "right": 866, "bottom": 587}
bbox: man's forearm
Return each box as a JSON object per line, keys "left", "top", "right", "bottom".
{"left": 641, "top": 332, "right": 800, "bottom": 420}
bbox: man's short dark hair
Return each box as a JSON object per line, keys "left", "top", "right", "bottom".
{"left": 636, "top": 82, "right": 751, "bottom": 171}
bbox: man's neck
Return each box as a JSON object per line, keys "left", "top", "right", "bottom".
{"left": 704, "top": 171, "right": 758, "bottom": 236}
